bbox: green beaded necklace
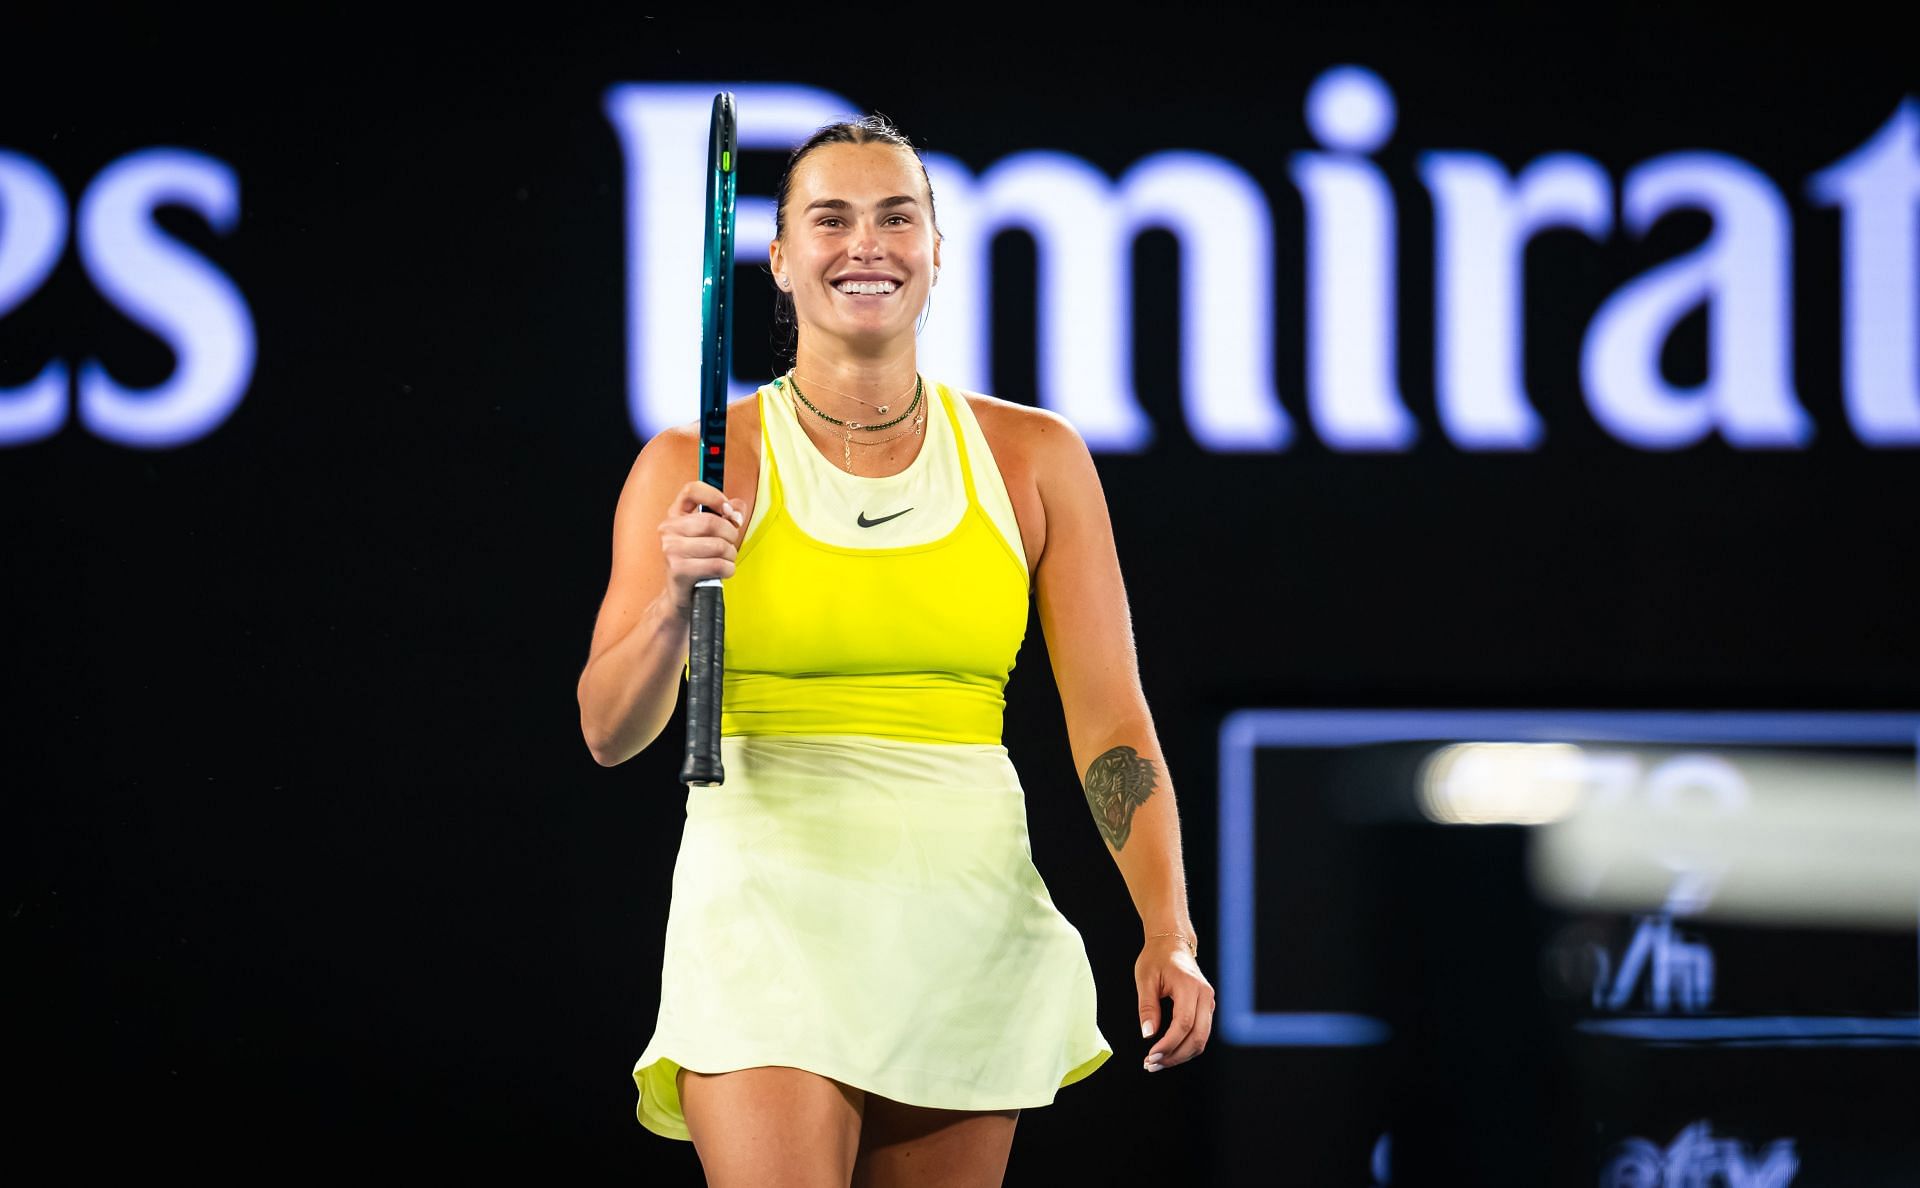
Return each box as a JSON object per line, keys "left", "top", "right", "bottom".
{"left": 778, "top": 372, "right": 927, "bottom": 474}
{"left": 784, "top": 372, "right": 923, "bottom": 432}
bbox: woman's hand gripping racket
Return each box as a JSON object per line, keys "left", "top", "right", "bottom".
{"left": 680, "top": 92, "right": 737, "bottom": 787}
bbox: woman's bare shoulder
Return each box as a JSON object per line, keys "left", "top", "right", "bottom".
{"left": 959, "top": 390, "right": 1084, "bottom": 458}
{"left": 727, "top": 389, "right": 763, "bottom": 438}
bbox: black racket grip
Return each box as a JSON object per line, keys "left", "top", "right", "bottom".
{"left": 679, "top": 580, "right": 726, "bottom": 786}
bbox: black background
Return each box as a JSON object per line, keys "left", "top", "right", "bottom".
{"left": 7, "top": 6, "right": 1916, "bottom": 1183}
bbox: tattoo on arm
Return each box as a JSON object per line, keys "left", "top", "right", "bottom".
{"left": 1083, "top": 745, "right": 1158, "bottom": 851}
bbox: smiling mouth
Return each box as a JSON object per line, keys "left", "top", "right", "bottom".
{"left": 835, "top": 280, "right": 898, "bottom": 295}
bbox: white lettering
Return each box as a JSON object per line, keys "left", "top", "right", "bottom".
{"left": 607, "top": 78, "right": 1919, "bottom": 457}
{"left": 923, "top": 152, "right": 1152, "bottom": 449}
{"left": 1603, "top": 1122, "right": 1799, "bottom": 1188}
{"left": 1420, "top": 152, "right": 1612, "bottom": 449}
{"left": 1292, "top": 65, "right": 1418, "bottom": 450}
{"left": 1807, "top": 99, "right": 1920, "bottom": 445}
{"left": 0, "top": 151, "right": 69, "bottom": 446}
{"left": 915, "top": 153, "right": 989, "bottom": 395}
{"left": 76, "top": 149, "right": 254, "bottom": 449}
{"left": 1124, "top": 153, "right": 1291, "bottom": 451}
{"left": 1582, "top": 154, "right": 1811, "bottom": 449}
{"left": 1596, "top": 913, "right": 1716, "bottom": 1013}
{"left": 925, "top": 150, "right": 1287, "bottom": 450}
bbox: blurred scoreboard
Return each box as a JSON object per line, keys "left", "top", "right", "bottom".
{"left": 1216, "top": 711, "right": 1920, "bottom": 1185}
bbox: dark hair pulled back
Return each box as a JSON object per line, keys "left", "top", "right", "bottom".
{"left": 770, "top": 113, "right": 940, "bottom": 363}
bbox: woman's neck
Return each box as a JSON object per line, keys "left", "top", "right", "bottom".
{"left": 789, "top": 341, "right": 919, "bottom": 420}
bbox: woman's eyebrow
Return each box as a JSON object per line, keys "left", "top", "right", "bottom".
{"left": 803, "top": 195, "right": 921, "bottom": 213}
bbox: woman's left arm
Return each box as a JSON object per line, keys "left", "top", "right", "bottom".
{"left": 1027, "top": 411, "right": 1215, "bottom": 1073}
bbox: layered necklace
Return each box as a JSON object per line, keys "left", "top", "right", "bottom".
{"left": 781, "top": 369, "right": 926, "bottom": 474}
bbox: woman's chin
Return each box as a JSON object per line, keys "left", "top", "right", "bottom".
{"left": 813, "top": 317, "right": 919, "bottom": 352}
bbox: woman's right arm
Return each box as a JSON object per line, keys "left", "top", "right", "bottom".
{"left": 577, "top": 425, "right": 744, "bottom": 767}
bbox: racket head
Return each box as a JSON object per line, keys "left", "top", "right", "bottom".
{"left": 698, "top": 91, "right": 738, "bottom": 491}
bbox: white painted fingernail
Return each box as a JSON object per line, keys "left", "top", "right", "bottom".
{"left": 1140, "top": 1020, "right": 1153, "bottom": 1038}
{"left": 1143, "top": 1058, "right": 1161, "bottom": 1072}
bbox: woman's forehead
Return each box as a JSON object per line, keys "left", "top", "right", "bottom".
{"left": 790, "top": 142, "right": 925, "bottom": 201}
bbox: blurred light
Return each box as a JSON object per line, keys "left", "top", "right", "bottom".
{"left": 1220, "top": 712, "right": 1920, "bottom": 1051}
{"left": 1531, "top": 750, "right": 1920, "bottom": 929}
{"left": 1419, "top": 742, "right": 1589, "bottom": 825}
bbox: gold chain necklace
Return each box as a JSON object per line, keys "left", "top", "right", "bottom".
{"left": 781, "top": 375, "right": 927, "bottom": 474}
{"left": 788, "top": 369, "right": 917, "bottom": 417}
{"left": 781, "top": 374, "right": 926, "bottom": 473}
{"left": 786, "top": 373, "right": 922, "bottom": 432}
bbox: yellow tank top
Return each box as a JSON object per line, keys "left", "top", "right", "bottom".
{"left": 719, "top": 377, "right": 1030, "bottom": 744}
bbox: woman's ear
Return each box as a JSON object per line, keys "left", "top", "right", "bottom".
{"left": 769, "top": 239, "right": 789, "bottom": 290}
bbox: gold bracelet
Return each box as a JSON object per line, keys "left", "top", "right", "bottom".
{"left": 1149, "top": 931, "right": 1197, "bottom": 959}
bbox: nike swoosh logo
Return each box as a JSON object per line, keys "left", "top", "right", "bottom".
{"left": 856, "top": 507, "right": 914, "bottom": 528}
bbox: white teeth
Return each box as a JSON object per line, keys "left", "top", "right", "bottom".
{"left": 837, "top": 280, "right": 896, "bottom": 295}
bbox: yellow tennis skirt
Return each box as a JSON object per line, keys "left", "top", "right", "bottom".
{"left": 633, "top": 733, "right": 1111, "bottom": 1139}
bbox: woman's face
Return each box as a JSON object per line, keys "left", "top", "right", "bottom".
{"left": 770, "top": 142, "right": 940, "bottom": 357}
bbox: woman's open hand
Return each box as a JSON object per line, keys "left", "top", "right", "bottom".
{"left": 1136, "top": 935, "right": 1214, "bottom": 1072}
{"left": 659, "top": 480, "right": 744, "bottom": 616}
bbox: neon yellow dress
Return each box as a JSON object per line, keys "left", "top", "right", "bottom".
{"left": 631, "top": 377, "right": 1111, "bottom": 1139}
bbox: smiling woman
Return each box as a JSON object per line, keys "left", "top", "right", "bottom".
{"left": 577, "top": 113, "right": 1214, "bottom": 1188}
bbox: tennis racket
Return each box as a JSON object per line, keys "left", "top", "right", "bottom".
{"left": 680, "top": 91, "right": 736, "bottom": 787}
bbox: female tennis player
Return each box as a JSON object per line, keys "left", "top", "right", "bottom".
{"left": 577, "top": 114, "right": 1212, "bottom": 1187}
